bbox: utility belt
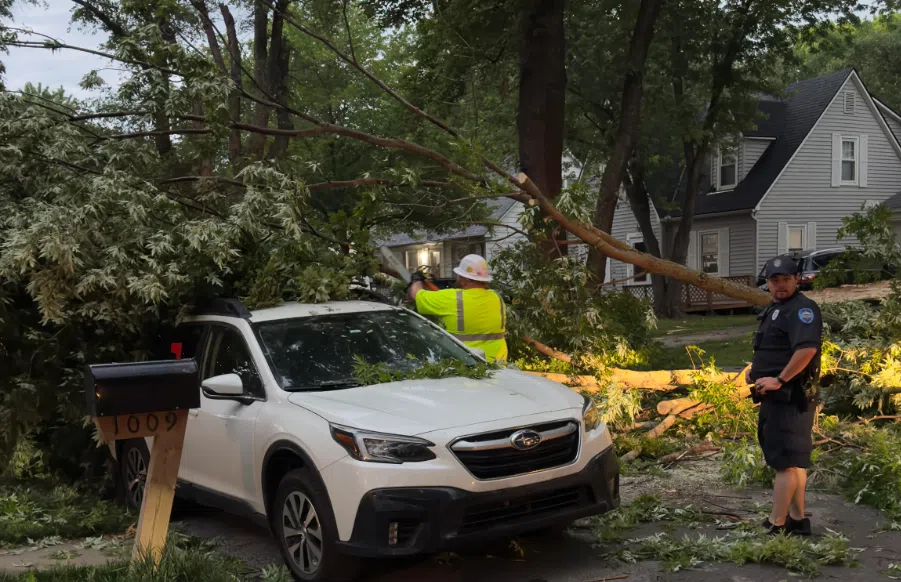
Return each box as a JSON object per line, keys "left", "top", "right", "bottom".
{"left": 752, "top": 373, "right": 818, "bottom": 411}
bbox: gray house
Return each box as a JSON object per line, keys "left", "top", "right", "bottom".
{"left": 377, "top": 197, "right": 527, "bottom": 279}
{"left": 608, "top": 68, "right": 901, "bottom": 296}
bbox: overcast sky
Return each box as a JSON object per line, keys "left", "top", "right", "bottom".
{"left": 5, "top": 0, "right": 116, "bottom": 98}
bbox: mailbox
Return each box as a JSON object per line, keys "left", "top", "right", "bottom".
{"left": 85, "top": 359, "right": 200, "bottom": 418}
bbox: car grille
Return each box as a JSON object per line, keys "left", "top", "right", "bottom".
{"left": 460, "top": 485, "right": 591, "bottom": 533}
{"left": 450, "top": 420, "right": 580, "bottom": 480}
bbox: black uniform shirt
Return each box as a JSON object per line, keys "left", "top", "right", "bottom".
{"left": 751, "top": 292, "right": 823, "bottom": 401}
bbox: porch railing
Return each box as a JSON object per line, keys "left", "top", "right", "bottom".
{"left": 624, "top": 275, "right": 756, "bottom": 312}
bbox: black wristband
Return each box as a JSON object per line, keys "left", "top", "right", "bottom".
{"left": 776, "top": 375, "right": 786, "bottom": 385}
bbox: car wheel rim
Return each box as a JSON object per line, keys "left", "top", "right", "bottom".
{"left": 282, "top": 491, "right": 323, "bottom": 575}
{"left": 125, "top": 448, "right": 147, "bottom": 507}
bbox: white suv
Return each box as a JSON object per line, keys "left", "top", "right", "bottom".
{"left": 113, "top": 298, "right": 620, "bottom": 581}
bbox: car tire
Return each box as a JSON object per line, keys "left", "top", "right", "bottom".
{"left": 272, "top": 468, "right": 358, "bottom": 582}
{"left": 118, "top": 439, "right": 150, "bottom": 511}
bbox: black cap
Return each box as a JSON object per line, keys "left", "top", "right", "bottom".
{"left": 764, "top": 255, "right": 798, "bottom": 279}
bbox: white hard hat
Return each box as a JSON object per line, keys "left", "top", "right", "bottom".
{"left": 453, "top": 254, "right": 492, "bottom": 282}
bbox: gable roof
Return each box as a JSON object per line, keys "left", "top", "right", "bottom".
{"left": 659, "top": 68, "right": 853, "bottom": 219}
{"left": 377, "top": 197, "right": 519, "bottom": 247}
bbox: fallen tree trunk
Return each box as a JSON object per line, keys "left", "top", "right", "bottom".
{"left": 526, "top": 368, "right": 744, "bottom": 391}
{"left": 657, "top": 442, "right": 720, "bottom": 464}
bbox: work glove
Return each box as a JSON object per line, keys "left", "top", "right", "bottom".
{"left": 410, "top": 272, "right": 426, "bottom": 283}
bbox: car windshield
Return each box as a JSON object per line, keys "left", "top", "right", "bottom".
{"left": 255, "top": 310, "right": 478, "bottom": 391}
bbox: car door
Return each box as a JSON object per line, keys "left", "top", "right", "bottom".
{"left": 179, "top": 322, "right": 265, "bottom": 503}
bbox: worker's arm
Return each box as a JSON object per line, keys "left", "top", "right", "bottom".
{"left": 755, "top": 348, "right": 817, "bottom": 393}
{"left": 407, "top": 280, "right": 424, "bottom": 301}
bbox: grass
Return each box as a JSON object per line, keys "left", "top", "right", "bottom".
{"left": 653, "top": 314, "right": 757, "bottom": 337}
{"left": 0, "top": 483, "right": 134, "bottom": 547}
{"left": 648, "top": 335, "right": 753, "bottom": 369}
{"left": 0, "top": 533, "right": 293, "bottom": 582}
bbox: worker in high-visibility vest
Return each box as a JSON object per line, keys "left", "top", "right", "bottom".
{"left": 407, "top": 254, "right": 508, "bottom": 362}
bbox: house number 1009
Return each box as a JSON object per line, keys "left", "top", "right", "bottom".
{"left": 113, "top": 412, "right": 178, "bottom": 436}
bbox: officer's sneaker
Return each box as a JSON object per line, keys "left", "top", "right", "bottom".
{"left": 786, "top": 515, "right": 812, "bottom": 536}
{"left": 762, "top": 519, "right": 788, "bottom": 535}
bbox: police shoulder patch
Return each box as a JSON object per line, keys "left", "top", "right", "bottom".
{"left": 798, "top": 307, "right": 815, "bottom": 324}
{"left": 772, "top": 309, "right": 780, "bottom": 321}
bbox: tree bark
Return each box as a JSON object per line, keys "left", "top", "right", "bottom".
{"left": 517, "top": 0, "right": 567, "bottom": 259}
{"left": 623, "top": 159, "right": 667, "bottom": 313}
{"left": 220, "top": 4, "right": 243, "bottom": 164}
{"left": 267, "top": 1, "right": 293, "bottom": 160}
{"left": 248, "top": 0, "right": 271, "bottom": 158}
{"left": 587, "top": 0, "right": 665, "bottom": 285}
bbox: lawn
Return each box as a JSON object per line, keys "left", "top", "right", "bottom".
{"left": 648, "top": 335, "right": 754, "bottom": 370}
{"left": 653, "top": 313, "right": 758, "bottom": 337}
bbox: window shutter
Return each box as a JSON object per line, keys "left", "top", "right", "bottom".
{"left": 860, "top": 135, "right": 869, "bottom": 187}
{"left": 778, "top": 222, "right": 789, "bottom": 254}
{"left": 806, "top": 222, "right": 817, "bottom": 250}
{"left": 718, "top": 227, "right": 730, "bottom": 277}
{"left": 710, "top": 152, "right": 717, "bottom": 189}
{"left": 831, "top": 133, "right": 841, "bottom": 187}
{"left": 604, "top": 258, "right": 611, "bottom": 283}
{"left": 687, "top": 231, "right": 698, "bottom": 270}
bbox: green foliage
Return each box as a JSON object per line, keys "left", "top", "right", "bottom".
{"left": 616, "top": 530, "right": 854, "bottom": 576}
{"left": 815, "top": 203, "right": 898, "bottom": 290}
{"left": 588, "top": 495, "right": 709, "bottom": 542}
{"left": 491, "top": 242, "right": 655, "bottom": 367}
{"left": 351, "top": 355, "right": 495, "bottom": 386}
{"left": 686, "top": 365, "right": 757, "bottom": 436}
{"left": 0, "top": 484, "right": 133, "bottom": 547}
{"left": 720, "top": 439, "right": 777, "bottom": 488}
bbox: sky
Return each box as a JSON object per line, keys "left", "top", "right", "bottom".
{"left": 5, "top": 0, "right": 116, "bottom": 98}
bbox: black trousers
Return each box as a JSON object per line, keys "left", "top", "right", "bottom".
{"left": 757, "top": 398, "right": 815, "bottom": 470}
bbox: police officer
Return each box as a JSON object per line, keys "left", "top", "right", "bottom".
{"left": 407, "top": 254, "right": 507, "bottom": 362}
{"left": 748, "top": 255, "right": 822, "bottom": 536}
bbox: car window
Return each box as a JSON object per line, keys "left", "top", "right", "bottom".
{"left": 256, "top": 310, "right": 478, "bottom": 391}
{"left": 205, "top": 326, "right": 264, "bottom": 397}
{"left": 170, "top": 324, "right": 206, "bottom": 360}
{"left": 811, "top": 253, "right": 840, "bottom": 270}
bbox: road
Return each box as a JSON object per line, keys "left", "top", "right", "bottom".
{"left": 171, "top": 461, "right": 901, "bottom": 581}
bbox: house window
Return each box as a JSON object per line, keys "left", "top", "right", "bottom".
{"left": 700, "top": 232, "right": 719, "bottom": 274}
{"left": 717, "top": 148, "right": 737, "bottom": 190}
{"left": 788, "top": 226, "right": 806, "bottom": 253}
{"left": 841, "top": 137, "right": 858, "bottom": 183}
{"left": 405, "top": 248, "right": 441, "bottom": 275}
{"left": 451, "top": 241, "right": 484, "bottom": 268}
{"left": 626, "top": 235, "right": 648, "bottom": 284}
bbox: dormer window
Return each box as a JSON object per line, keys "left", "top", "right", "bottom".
{"left": 717, "top": 147, "right": 737, "bottom": 190}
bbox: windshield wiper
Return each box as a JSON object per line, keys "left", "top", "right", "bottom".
{"left": 298, "top": 379, "right": 361, "bottom": 391}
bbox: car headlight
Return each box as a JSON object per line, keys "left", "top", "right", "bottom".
{"left": 582, "top": 395, "right": 601, "bottom": 433}
{"left": 330, "top": 424, "right": 436, "bottom": 464}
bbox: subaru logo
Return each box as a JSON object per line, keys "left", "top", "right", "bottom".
{"left": 510, "top": 429, "right": 542, "bottom": 450}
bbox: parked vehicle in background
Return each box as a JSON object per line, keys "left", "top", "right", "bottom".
{"left": 109, "top": 298, "right": 620, "bottom": 581}
{"left": 757, "top": 248, "right": 845, "bottom": 291}
{"left": 756, "top": 247, "right": 895, "bottom": 291}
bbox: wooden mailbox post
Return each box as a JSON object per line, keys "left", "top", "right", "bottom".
{"left": 86, "top": 359, "right": 200, "bottom": 564}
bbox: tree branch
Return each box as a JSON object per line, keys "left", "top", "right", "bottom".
{"left": 2, "top": 35, "right": 182, "bottom": 76}
{"left": 306, "top": 178, "right": 464, "bottom": 191}
{"left": 70, "top": 0, "right": 127, "bottom": 38}
{"left": 190, "top": 0, "right": 227, "bottom": 74}
{"left": 341, "top": 0, "right": 357, "bottom": 63}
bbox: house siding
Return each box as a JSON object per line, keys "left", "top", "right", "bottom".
{"left": 609, "top": 197, "right": 663, "bottom": 286}
{"left": 676, "top": 213, "right": 757, "bottom": 277}
{"left": 756, "top": 76, "right": 901, "bottom": 271}
{"left": 883, "top": 110, "right": 901, "bottom": 145}
{"left": 485, "top": 202, "right": 527, "bottom": 262}
{"left": 741, "top": 139, "right": 770, "bottom": 181}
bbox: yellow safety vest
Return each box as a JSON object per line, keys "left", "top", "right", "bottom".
{"left": 414, "top": 288, "right": 508, "bottom": 362}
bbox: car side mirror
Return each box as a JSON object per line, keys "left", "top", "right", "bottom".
{"left": 202, "top": 373, "right": 244, "bottom": 397}
{"left": 469, "top": 347, "right": 487, "bottom": 360}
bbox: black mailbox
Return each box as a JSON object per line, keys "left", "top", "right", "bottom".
{"left": 86, "top": 359, "right": 200, "bottom": 417}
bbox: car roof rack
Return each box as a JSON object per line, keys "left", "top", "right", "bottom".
{"left": 190, "top": 297, "right": 252, "bottom": 319}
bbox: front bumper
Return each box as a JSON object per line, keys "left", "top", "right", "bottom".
{"left": 336, "top": 446, "right": 619, "bottom": 557}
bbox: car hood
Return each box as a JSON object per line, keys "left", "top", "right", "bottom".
{"left": 286, "top": 369, "right": 581, "bottom": 435}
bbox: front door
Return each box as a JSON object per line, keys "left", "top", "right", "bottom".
{"left": 179, "top": 323, "right": 265, "bottom": 503}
